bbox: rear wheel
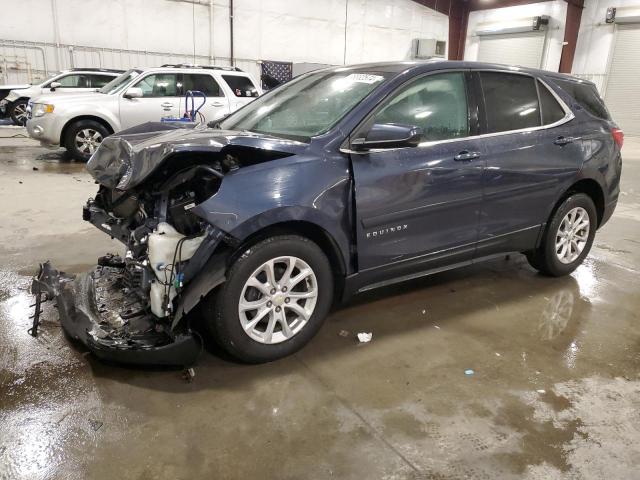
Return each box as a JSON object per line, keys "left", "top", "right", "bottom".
{"left": 63, "top": 119, "right": 109, "bottom": 161}
{"left": 526, "top": 193, "right": 597, "bottom": 276}
{"left": 9, "top": 99, "right": 28, "bottom": 126}
{"left": 206, "top": 235, "right": 334, "bottom": 363}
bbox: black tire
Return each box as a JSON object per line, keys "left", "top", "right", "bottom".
{"left": 206, "top": 235, "right": 334, "bottom": 363}
{"left": 63, "top": 119, "right": 110, "bottom": 161}
{"left": 9, "top": 99, "right": 29, "bottom": 126}
{"left": 527, "top": 193, "right": 597, "bottom": 276}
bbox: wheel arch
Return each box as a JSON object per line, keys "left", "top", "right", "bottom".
{"left": 561, "top": 178, "right": 605, "bottom": 227}
{"left": 60, "top": 115, "right": 115, "bottom": 145}
{"left": 228, "top": 220, "right": 348, "bottom": 300}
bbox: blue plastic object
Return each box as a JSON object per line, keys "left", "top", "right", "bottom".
{"left": 160, "top": 90, "right": 207, "bottom": 123}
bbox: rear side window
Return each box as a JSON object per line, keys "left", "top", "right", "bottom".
{"left": 554, "top": 79, "right": 610, "bottom": 120}
{"left": 480, "top": 72, "right": 540, "bottom": 133}
{"left": 91, "top": 74, "right": 117, "bottom": 88}
{"left": 181, "top": 74, "right": 222, "bottom": 97}
{"left": 538, "top": 80, "right": 566, "bottom": 125}
{"left": 222, "top": 75, "right": 259, "bottom": 97}
{"left": 373, "top": 72, "right": 469, "bottom": 142}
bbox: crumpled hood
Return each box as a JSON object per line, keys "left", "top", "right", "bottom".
{"left": 86, "top": 122, "right": 308, "bottom": 190}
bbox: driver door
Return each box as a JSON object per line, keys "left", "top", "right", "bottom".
{"left": 350, "top": 71, "right": 486, "bottom": 273}
{"left": 119, "top": 73, "right": 180, "bottom": 129}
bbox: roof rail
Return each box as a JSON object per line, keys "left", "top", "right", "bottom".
{"left": 68, "top": 68, "right": 126, "bottom": 73}
{"left": 159, "top": 64, "right": 244, "bottom": 72}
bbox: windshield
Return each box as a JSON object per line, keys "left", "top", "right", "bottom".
{"left": 99, "top": 69, "right": 142, "bottom": 94}
{"left": 219, "top": 70, "right": 390, "bottom": 141}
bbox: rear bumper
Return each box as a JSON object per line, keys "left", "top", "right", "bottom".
{"left": 601, "top": 198, "right": 618, "bottom": 228}
{"left": 31, "top": 261, "right": 201, "bottom": 366}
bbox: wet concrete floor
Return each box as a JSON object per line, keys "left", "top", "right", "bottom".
{"left": 0, "top": 131, "right": 638, "bottom": 479}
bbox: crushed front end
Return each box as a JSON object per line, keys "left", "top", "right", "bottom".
{"left": 29, "top": 124, "right": 254, "bottom": 366}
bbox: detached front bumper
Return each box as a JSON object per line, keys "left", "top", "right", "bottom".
{"left": 31, "top": 261, "right": 201, "bottom": 366}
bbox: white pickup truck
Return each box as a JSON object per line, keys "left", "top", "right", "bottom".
{"left": 26, "top": 65, "right": 262, "bottom": 160}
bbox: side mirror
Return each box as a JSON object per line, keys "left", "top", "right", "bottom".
{"left": 49, "top": 81, "right": 61, "bottom": 91}
{"left": 124, "top": 87, "right": 143, "bottom": 99}
{"left": 351, "top": 123, "right": 423, "bottom": 151}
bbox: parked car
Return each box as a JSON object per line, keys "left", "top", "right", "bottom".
{"left": 0, "top": 68, "right": 123, "bottom": 126}
{"left": 26, "top": 65, "right": 262, "bottom": 160}
{"left": 32, "top": 60, "right": 622, "bottom": 367}
{"left": 0, "top": 82, "right": 30, "bottom": 119}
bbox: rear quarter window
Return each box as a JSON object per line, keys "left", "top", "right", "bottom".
{"left": 554, "top": 79, "right": 610, "bottom": 120}
{"left": 222, "top": 75, "right": 259, "bottom": 97}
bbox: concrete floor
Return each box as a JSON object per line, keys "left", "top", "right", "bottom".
{"left": 0, "top": 129, "right": 638, "bottom": 480}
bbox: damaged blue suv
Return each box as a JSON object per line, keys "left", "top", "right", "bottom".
{"left": 32, "top": 60, "right": 623, "bottom": 366}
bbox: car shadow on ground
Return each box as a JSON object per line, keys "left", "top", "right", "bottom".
{"left": 79, "top": 255, "right": 589, "bottom": 393}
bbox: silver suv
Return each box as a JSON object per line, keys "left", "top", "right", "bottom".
{"left": 1, "top": 68, "right": 123, "bottom": 125}
{"left": 26, "top": 65, "right": 262, "bottom": 160}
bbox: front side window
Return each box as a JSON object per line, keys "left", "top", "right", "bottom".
{"left": 181, "top": 74, "right": 222, "bottom": 97}
{"left": 56, "top": 74, "right": 91, "bottom": 88}
{"left": 372, "top": 72, "right": 469, "bottom": 142}
{"left": 135, "top": 73, "right": 179, "bottom": 97}
{"left": 222, "top": 75, "right": 259, "bottom": 97}
{"left": 480, "top": 72, "right": 540, "bottom": 133}
{"left": 219, "top": 70, "right": 390, "bottom": 141}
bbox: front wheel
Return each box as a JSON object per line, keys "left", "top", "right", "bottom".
{"left": 206, "top": 235, "right": 334, "bottom": 363}
{"left": 527, "top": 193, "right": 597, "bottom": 276}
{"left": 63, "top": 120, "right": 109, "bottom": 161}
{"left": 9, "top": 99, "right": 29, "bottom": 126}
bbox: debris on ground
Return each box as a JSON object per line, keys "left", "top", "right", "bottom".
{"left": 88, "top": 419, "right": 103, "bottom": 432}
{"left": 32, "top": 166, "right": 39, "bottom": 171}
{"left": 357, "top": 332, "right": 372, "bottom": 343}
{"left": 464, "top": 369, "right": 475, "bottom": 376}
{"left": 536, "top": 389, "right": 546, "bottom": 394}
{"left": 495, "top": 352, "right": 501, "bottom": 357}
{"left": 338, "top": 330, "right": 349, "bottom": 337}
{"left": 182, "top": 367, "right": 196, "bottom": 382}
{"left": 422, "top": 309, "right": 427, "bottom": 315}
{"left": 434, "top": 325, "right": 441, "bottom": 330}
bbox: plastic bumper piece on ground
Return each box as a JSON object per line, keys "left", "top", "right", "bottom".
{"left": 30, "top": 261, "right": 201, "bottom": 366}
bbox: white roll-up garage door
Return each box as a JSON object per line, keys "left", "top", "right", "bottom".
{"left": 476, "top": 32, "right": 546, "bottom": 69}
{"left": 604, "top": 25, "right": 640, "bottom": 136}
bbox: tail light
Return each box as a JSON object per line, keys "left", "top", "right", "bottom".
{"left": 611, "top": 127, "right": 624, "bottom": 149}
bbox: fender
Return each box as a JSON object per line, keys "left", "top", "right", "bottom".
{"left": 190, "top": 153, "right": 354, "bottom": 272}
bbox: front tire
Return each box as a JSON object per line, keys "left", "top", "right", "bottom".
{"left": 527, "top": 193, "right": 597, "bottom": 276}
{"left": 63, "top": 120, "right": 109, "bottom": 161}
{"left": 206, "top": 235, "right": 334, "bottom": 363}
{"left": 9, "top": 99, "right": 29, "bottom": 126}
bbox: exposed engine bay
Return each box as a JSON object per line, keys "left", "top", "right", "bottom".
{"left": 30, "top": 123, "right": 299, "bottom": 366}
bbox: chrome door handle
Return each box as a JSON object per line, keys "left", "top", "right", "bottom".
{"left": 454, "top": 150, "right": 481, "bottom": 161}
{"left": 161, "top": 102, "right": 174, "bottom": 108}
{"left": 554, "top": 136, "right": 577, "bottom": 146}
{"left": 211, "top": 102, "right": 224, "bottom": 107}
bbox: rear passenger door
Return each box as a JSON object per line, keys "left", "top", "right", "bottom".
{"left": 181, "top": 73, "right": 230, "bottom": 123}
{"left": 221, "top": 74, "right": 261, "bottom": 111}
{"left": 475, "top": 71, "right": 582, "bottom": 257}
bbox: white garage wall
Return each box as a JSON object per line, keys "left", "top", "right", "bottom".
{"left": 0, "top": 0, "right": 448, "bottom": 84}
{"left": 463, "top": 0, "right": 567, "bottom": 72}
{"left": 572, "top": 0, "right": 640, "bottom": 93}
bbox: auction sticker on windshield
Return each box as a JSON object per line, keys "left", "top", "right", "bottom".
{"left": 345, "top": 74, "right": 385, "bottom": 84}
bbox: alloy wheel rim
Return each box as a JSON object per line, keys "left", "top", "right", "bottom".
{"left": 238, "top": 256, "right": 318, "bottom": 344}
{"left": 555, "top": 207, "right": 590, "bottom": 264}
{"left": 75, "top": 128, "right": 103, "bottom": 154}
{"left": 14, "top": 104, "right": 28, "bottom": 124}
